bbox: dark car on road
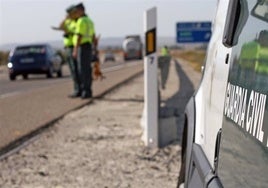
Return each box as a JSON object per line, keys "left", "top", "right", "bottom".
{"left": 7, "top": 44, "right": 63, "bottom": 80}
{"left": 103, "top": 51, "right": 115, "bottom": 62}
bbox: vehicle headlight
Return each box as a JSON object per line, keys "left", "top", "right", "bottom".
{"left": 7, "top": 62, "right": 13, "bottom": 68}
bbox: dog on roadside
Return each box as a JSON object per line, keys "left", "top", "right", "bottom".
{"left": 93, "top": 60, "right": 105, "bottom": 80}
{"left": 92, "top": 35, "right": 105, "bottom": 80}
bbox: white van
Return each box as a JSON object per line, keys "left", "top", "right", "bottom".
{"left": 178, "top": 0, "right": 268, "bottom": 187}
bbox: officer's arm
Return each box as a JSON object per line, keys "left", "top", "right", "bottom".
{"left": 60, "top": 18, "right": 70, "bottom": 33}
{"left": 73, "top": 34, "right": 82, "bottom": 59}
{"left": 51, "top": 22, "right": 65, "bottom": 31}
{"left": 91, "top": 21, "right": 96, "bottom": 46}
{"left": 76, "top": 35, "right": 82, "bottom": 46}
{"left": 93, "top": 34, "right": 98, "bottom": 47}
{"left": 52, "top": 15, "right": 69, "bottom": 32}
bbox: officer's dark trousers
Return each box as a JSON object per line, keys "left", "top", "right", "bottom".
{"left": 158, "top": 56, "right": 171, "bottom": 89}
{"left": 77, "top": 43, "right": 92, "bottom": 97}
{"left": 65, "top": 47, "right": 81, "bottom": 95}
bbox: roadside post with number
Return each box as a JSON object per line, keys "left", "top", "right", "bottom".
{"left": 141, "top": 7, "right": 158, "bottom": 148}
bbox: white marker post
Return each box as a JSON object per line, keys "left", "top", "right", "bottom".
{"left": 142, "top": 7, "right": 158, "bottom": 148}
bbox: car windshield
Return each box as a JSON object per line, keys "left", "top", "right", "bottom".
{"left": 13, "top": 46, "right": 46, "bottom": 56}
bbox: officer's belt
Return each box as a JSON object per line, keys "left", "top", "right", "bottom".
{"left": 80, "top": 42, "right": 91, "bottom": 46}
{"left": 64, "top": 45, "right": 74, "bottom": 48}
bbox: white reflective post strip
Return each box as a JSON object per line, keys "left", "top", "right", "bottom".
{"left": 142, "top": 7, "right": 158, "bottom": 148}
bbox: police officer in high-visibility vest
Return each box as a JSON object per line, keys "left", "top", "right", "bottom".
{"left": 52, "top": 5, "right": 81, "bottom": 98}
{"left": 64, "top": 5, "right": 82, "bottom": 98}
{"left": 159, "top": 46, "right": 171, "bottom": 89}
{"left": 161, "top": 46, "right": 169, "bottom": 56}
{"left": 72, "top": 3, "right": 95, "bottom": 99}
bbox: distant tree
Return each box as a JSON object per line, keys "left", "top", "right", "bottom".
{"left": 0, "top": 51, "right": 9, "bottom": 66}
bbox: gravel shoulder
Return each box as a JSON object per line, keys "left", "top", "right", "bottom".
{"left": 0, "top": 59, "right": 200, "bottom": 188}
{"left": 0, "top": 76, "right": 180, "bottom": 188}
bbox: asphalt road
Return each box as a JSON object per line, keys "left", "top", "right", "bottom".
{"left": 0, "top": 60, "right": 143, "bottom": 154}
{"left": 0, "top": 61, "right": 127, "bottom": 98}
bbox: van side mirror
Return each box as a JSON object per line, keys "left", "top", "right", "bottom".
{"left": 223, "top": 0, "right": 241, "bottom": 47}
{"left": 223, "top": 0, "right": 249, "bottom": 48}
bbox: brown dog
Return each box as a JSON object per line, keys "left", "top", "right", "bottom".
{"left": 92, "top": 35, "right": 105, "bottom": 80}
{"left": 93, "top": 61, "right": 105, "bottom": 80}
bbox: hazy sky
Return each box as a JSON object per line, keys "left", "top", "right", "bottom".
{"left": 0, "top": 0, "right": 217, "bottom": 45}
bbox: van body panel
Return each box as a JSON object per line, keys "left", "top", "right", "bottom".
{"left": 194, "top": 0, "right": 231, "bottom": 165}
{"left": 218, "top": 0, "right": 268, "bottom": 187}
{"left": 180, "top": 0, "right": 268, "bottom": 187}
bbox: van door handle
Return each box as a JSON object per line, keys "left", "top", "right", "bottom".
{"left": 225, "top": 53, "right": 229, "bottom": 64}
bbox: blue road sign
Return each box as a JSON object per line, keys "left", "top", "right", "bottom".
{"left": 176, "top": 22, "right": 212, "bottom": 43}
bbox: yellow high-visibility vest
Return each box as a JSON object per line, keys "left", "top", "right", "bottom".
{"left": 63, "top": 19, "right": 76, "bottom": 47}
{"left": 161, "top": 47, "right": 169, "bottom": 56}
{"left": 73, "top": 15, "right": 95, "bottom": 46}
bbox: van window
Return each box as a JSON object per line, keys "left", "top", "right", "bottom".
{"left": 219, "top": 0, "right": 268, "bottom": 187}
{"left": 251, "top": 0, "right": 268, "bottom": 22}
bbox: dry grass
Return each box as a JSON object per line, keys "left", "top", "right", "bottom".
{"left": 171, "top": 50, "right": 206, "bottom": 72}
{"left": 0, "top": 51, "right": 9, "bottom": 66}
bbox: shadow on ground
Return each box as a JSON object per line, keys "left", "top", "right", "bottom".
{"left": 159, "top": 59, "right": 196, "bottom": 146}
{"left": 95, "top": 98, "right": 144, "bottom": 103}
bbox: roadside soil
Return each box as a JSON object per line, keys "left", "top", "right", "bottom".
{"left": 0, "top": 75, "right": 181, "bottom": 188}
{"left": 0, "top": 57, "right": 201, "bottom": 188}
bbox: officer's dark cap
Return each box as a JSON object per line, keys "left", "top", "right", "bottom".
{"left": 66, "top": 5, "right": 76, "bottom": 13}
{"left": 75, "top": 3, "right": 85, "bottom": 10}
